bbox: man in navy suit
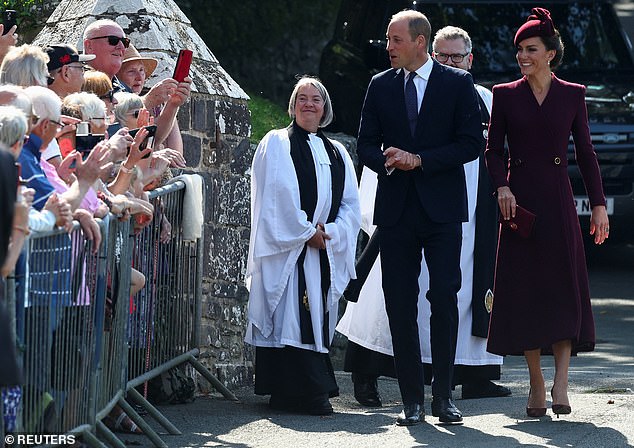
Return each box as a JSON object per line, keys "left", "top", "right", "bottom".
{"left": 357, "top": 10, "right": 482, "bottom": 425}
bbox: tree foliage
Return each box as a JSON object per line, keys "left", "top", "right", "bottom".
{"left": 1, "top": 0, "right": 52, "bottom": 43}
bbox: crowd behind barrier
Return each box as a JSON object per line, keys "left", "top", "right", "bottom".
{"left": 1, "top": 178, "right": 234, "bottom": 448}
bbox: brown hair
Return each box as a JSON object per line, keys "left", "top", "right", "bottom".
{"left": 82, "top": 70, "right": 113, "bottom": 97}
{"left": 541, "top": 31, "right": 565, "bottom": 70}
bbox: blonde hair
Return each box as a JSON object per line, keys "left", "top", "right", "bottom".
{"left": 0, "top": 44, "right": 49, "bottom": 87}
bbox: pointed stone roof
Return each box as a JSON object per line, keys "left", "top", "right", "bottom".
{"left": 32, "top": 0, "right": 248, "bottom": 99}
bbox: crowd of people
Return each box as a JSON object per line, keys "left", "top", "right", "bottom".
{"left": 245, "top": 7, "right": 609, "bottom": 426}
{"left": 0, "top": 18, "right": 191, "bottom": 434}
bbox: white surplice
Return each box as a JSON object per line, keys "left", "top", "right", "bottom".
{"left": 337, "top": 86, "right": 502, "bottom": 366}
{"left": 246, "top": 128, "right": 361, "bottom": 354}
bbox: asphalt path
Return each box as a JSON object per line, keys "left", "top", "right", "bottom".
{"left": 120, "top": 242, "right": 633, "bottom": 448}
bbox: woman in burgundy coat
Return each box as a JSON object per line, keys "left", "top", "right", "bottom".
{"left": 485, "top": 8, "right": 610, "bottom": 418}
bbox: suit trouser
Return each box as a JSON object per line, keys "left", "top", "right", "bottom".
{"left": 379, "top": 188, "right": 462, "bottom": 404}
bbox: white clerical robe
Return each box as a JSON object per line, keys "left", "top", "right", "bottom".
{"left": 246, "top": 128, "right": 360, "bottom": 354}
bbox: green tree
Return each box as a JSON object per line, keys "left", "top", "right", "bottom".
{"left": 1, "top": 0, "right": 52, "bottom": 43}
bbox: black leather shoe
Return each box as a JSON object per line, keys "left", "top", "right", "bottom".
{"left": 269, "top": 394, "right": 298, "bottom": 412}
{"left": 462, "top": 380, "right": 512, "bottom": 399}
{"left": 301, "top": 393, "right": 333, "bottom": 416}
{"left": 396, "top": 403, "right": 425, "bottom": 426}
{"left": 431, "top": 397, "right": 463, "bottom": 424}
{"left": 352, "top": 373, "right": 382, "bottom": 407}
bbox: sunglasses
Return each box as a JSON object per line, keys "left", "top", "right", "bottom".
{"left": 99, "top": 89, "right": 116, "bottom": 102}
{"left": 128, "top": 110, "right": 141, "bottom": 118}
{"left": 89, "top": 35, "right": 131, "bottom": 48}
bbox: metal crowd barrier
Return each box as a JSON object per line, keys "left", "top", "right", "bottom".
{"left": 11, "top": 221, "right": 107, "bottom": 447}
{"left": 2, "top": 176, "right": 235, "bottom": 448}
{"left": 121, "top": 180, "right": 236, "bottom": 448}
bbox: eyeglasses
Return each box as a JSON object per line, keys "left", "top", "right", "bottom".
{"left": 46, "top": 75, "right": 55, "bottom": 86}
{"left": 89, "top": 117, "right": 106, "bottom": 121}
{"left": 49, "top": 118, "right": 64, "bottom": 130}
{"left": 89, "top": 35, "right": 131, "bottom": 48}
{"left": 99, "top": 89, "right": 116, "bottom": 103}
{"left": 30, "top": 113, "right": 40, "bottom": 126}
{"left": 67, "top": 64, "right": 89, "bottom": 72}
{"left": 128, "top": 110, "right": 141, "bottom": 118}
{"left": 434, "top": 52, "right": 470, "bottom": 63}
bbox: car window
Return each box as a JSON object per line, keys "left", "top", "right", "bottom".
{"left": 346, "top": 2, "right": 633, "bottom": 75}
{"left": 426, "top": 3, "right": 632, "bottom": 74}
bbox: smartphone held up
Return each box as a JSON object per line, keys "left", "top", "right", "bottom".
{"left": 173, "top": 49, "right": 193, "bottom": 82}
{"left": 129, "top": 125, "right": 157, "bottom": 158}
{"left": 69, "top": 121, "right": 105, "bottom": 167}
{"left": 2, "top": 10, "right": 17, "bottom": 35}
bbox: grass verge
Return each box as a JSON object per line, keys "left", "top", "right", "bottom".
{"left": 248, "top": 92, "right": 290, "bottom": 144}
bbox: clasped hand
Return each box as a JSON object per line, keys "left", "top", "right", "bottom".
{"left": 307, "top": 223, "right": 330, "bottom": 250}
{"left": 383, "top": 146, "right": 420, "bottom": 172}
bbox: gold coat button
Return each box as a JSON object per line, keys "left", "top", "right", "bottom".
{"left": 554, "top": 157, "right": 561, "bottom": 165}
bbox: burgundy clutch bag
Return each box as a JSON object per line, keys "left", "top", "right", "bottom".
{"left": 499, "top": 205, "right": 536, "bottom": 239}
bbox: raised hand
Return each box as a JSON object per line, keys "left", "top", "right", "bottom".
{"left": 75, "top": 140, "right": 114, "bottom": 184}
{"left": 143, "top": 78, "right": 178, "bottom": 109}
{"left": 107, "top": 128, "right": 133, "bottom": 162}
{"left": 167, "top": 76, "right": 192, "bottom": 108}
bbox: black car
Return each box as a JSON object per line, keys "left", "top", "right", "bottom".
{"left": 320, "top": 0, "right": 634, "bottom": 241}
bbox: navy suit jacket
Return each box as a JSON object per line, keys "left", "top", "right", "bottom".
{"left": 357, "top": 59, "right": 483, "bottom": 226}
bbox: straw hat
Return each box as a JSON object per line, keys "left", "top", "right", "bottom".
{"left": 120, "top": 44, "right": 158, "bottom": 78}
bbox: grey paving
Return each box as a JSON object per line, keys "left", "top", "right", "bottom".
{"left": 121, "top": 244, "right": 634, "bottom": 448}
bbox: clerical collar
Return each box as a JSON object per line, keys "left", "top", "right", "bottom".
{"left": 292, "top": 120, "right": 323, "bottom": 140}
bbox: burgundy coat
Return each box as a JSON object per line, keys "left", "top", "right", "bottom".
{"left": 485, "top": 75, "right": 605, "bottom": 356}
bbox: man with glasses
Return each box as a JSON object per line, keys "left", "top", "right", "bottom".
{"left": 427, "top": 26, "right": 511, "bottom": 399}
{"left": 45, "top": 44, "right": 95, "bottom": 99}
{"left": 83, "top": 19, "right": 132, "bottom": 93}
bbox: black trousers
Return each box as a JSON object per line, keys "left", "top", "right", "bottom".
{"left": 379, "top": 188, "right": 461, "bottom": 403}
{"left": 343, "top": 341, "right": 501, "bottom": 386}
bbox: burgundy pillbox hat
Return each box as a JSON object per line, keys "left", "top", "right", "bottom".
{"left": 514, "top": 7, "right": 556, "bottom": 47}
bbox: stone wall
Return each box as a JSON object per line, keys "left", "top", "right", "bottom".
{"left": 34, "top": 0, "right": 255, "bottom": 392}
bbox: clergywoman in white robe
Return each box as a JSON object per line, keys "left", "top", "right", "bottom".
{"left": 245, "top": 77, "right": 360, "bottom": 416}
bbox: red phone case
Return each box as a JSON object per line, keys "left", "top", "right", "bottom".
{"left": 173, "top": 49, "right": 193, "bottom": 82}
